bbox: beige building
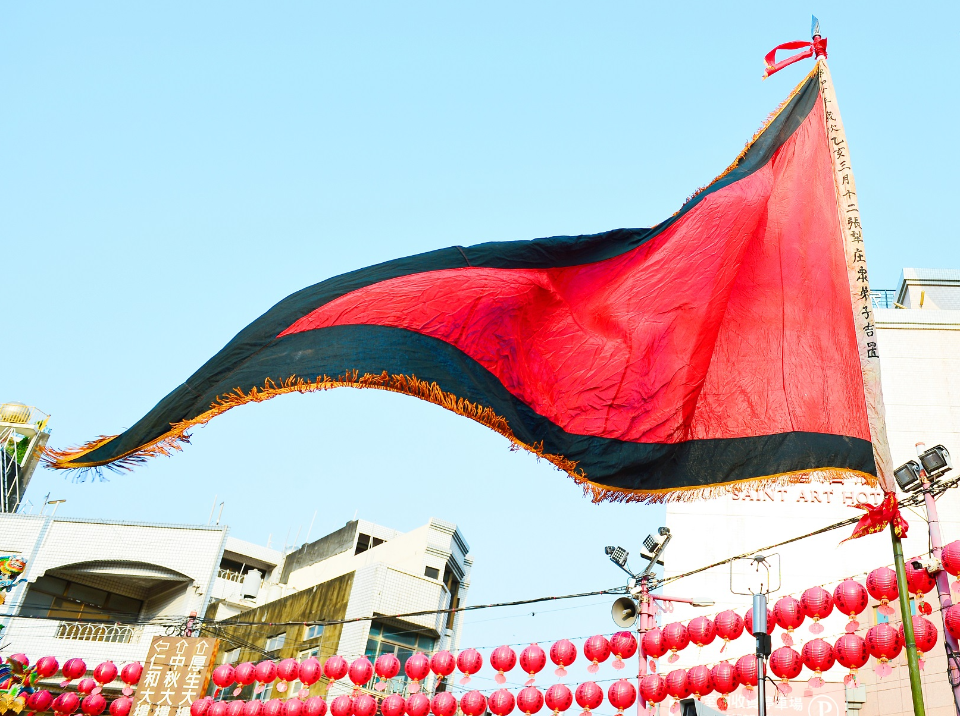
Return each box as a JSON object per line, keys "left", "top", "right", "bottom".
{"left": 662, "top": 269, "right": 960, "bottom": 716}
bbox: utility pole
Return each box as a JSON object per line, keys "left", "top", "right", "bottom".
{"left": 731, "top": 554, "right": 780, "bottom": 717}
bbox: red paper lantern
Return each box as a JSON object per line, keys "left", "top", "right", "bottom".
{"left": 348, "top": 657, "right": 373, "bottom": 688}
{"left": 490, "top": 646, "right": 517, "bottom": 684}
{"left": 63, "top": 658, "right": 88, "bottom": 684}
{"left": 191, "top": 698, "right": 213, "bottom": 716}
{"left": 430, "top": 651, "right": 456, "bottom": 680}
{"left": 946, "top": 605, "right": 960, "bottom": 639}
{"left": 517, "top": 687, "right": 544, "bottom": 715}
{"left": 431, "top": 692, "right": 457, "bottom": 717}
{"left": 31, "top": 690, "right": 55, "bottom": 712}
{"left": 609, "top": 631, "right": 637, "bottom": 670}
{"left": 277, "top": 658, "right": 300, "bottom": 693}
{"left": 456, "top": 649, "right": 483, "bottom": 683}
{"left": 243, "top": 701, "right": 263, "bottom": 717}
{"left": 109, "top": 697, "right": 133, "bottom": 716}
{"left": 773, "top": 597, "right": 804, "bottom": 646}
{"left": 233, "top": 662, "right": 256, "bottom": 688}
{"left": 834, "top": 632, "right": 871, "bottom": 685}
{"left": 227, "top": 700, "right": 246, "bottom": 716}
{"left": 545, "top": 685, "right": 573, "bottom": 715}
{"left": 79, "top": 678, "right": 98, "bottom": 696}
{"left": 906, "top": 558, "right": 937, "bottom": 598}
{"left": 710, "top": 661, "right": 739, "bottom": 710}
{"left": 743, "top": 607, "right": 776, "bottom": 635}
{"left": 298, "top": 658, "right": 321, "bottom": 687}
{"left": 714, "top": 611, "right": 744, "bottom": 644}
{"left": 550, "top": 639, "right": 577, "bottom": 677}
{"left": 769, "top": 647, "right": 802, "bottom": 694}
{"left": 607, "top": 679, "right": 636, "bottom": 715}
{"left": 210, "top": 701, "right": 230, "bottom": 717}
{"left": 734, "top": 655, "right": 758, "bottom": 689}
{"left": 303, "top": 697, "right": 326, "bottom": 717}
{"left": 866, "top": 623, "right": 903, "bottom": 662}
{"left": 352, "top": 695, "right": 376, "bottom": 717}
{"left": 380, "top": 694, "right": 405, "bottom": 717}
{"left": 329, "top": 696, "right": 352, "bottom": 717}
{"left": 262, "top": 700, "right": 282, "bottom": 717}
{"left": 686, "top": 665, "right": 713, "bottom": 699}
{"left": 323, "top": 656, "right": 348, "bottom": 682}
{"left": 665, "top": 669, "right": 689, "bottom": 700}
{"left": 662, "top": 622, "right": 689, "bottom": 661}
{"left": 213, "top": 664, "right": 236, "bottom": 689}
{"left": 639, "top": 674, "right": 668, "bottom": 705}
{"left": 488, "top": 689, "right": 515, "bottom": 717}
{"left": 59, "top": 692, "right": 81, "bottom": 715}
{"left": 583, "top": 635, "right": 610, "bottom": 673}
{"left": 82, "top": 693, "right": 107, "bottom": 715}
{"left": 640, "top": 627, "right": 665, "bottom": 660}
{"left": 404, "top": 653, "right": 430, "bottom": 693}
{"left": 287, "top": 699, "right": 308, "bottom": 716}
{"left": 574, "top": 682, "right": 603, "bottom": 715}
{"left": 800, "top": 587, "right": 834, "bottom": 634}
{"left": 405, "top": 693, "right": 430, "bottom": 717}
{"left": 519, "top": 644, "right": 547, "bottom": 684}
{"left": 943, "top": 541, "right": 960, "bottom": 576}
{"left": 687, "top": 617, "right": 716, "bottom": 647}
{"left": 833, "top": 578, "right": 869, "bottom": 631}
{"left": 255, "top": 661, "right": 277, "bottom": 685}
{"left": 899, "top": 615, "right": 939, "bottom": 656}
{"left": 866, "top": 567, "right": 899, "bottom": 613}
{"left": 801, "top": 638, "right": 835, "bottom": 689}
{"left": 94, "top": 661, "right": 118, "bottom": 686}
{"left": 120, "top": 662, "right": 142, "bottom": 696}
{"left": 460, "top": 690, "right": 487, "bottom": 717}
{"left": 36, "top": 656, "right": 59, "bottom": 679}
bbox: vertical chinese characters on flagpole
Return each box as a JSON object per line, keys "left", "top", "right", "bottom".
{"left": 817, "top": 60, "right": 895, "bottom": 492}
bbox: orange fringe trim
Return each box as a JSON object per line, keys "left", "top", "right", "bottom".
{"left": 44, "top": 368, "right": 879, "bottom": 504}
{"left": 673, "top": 61, "right": 822, "bottom": 214}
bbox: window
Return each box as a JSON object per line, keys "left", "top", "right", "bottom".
{"left": 224, "top": 648, "right": 241, "bottom": 665}
{"left": 424, "top": 567, "right": 440, "bottom": 580}
{"left": 20, "top": 574, "right": 143, "bottom": 623}
{"left": 365, "top": 621, "right": 435, "bottom": 690}
{"left": 304, "top": 625, "right": 323, "bottom": 641}
{"left": 356, "top": 534, "right": 386, "bottom": 554}
{"left": 265, "top": 633, "right": 286, "bottom": 653}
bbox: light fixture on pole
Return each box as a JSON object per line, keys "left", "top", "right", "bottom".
{"left": 730, "top": 554, "right": 781, "bottom": 717}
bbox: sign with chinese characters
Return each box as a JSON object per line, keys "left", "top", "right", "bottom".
{"left": 133, "top": 636, "right": 218, "bottom": 716}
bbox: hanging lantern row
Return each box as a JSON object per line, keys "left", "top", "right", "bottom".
{"left": 191, "top": 681, "right": 637, "bottom": 717}
{"left": 0, "top": 654, "right": 143, "bottom": 716}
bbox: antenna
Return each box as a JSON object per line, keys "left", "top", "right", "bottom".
{"left": 730, "top": 554, "right": 781, "bottom": 717}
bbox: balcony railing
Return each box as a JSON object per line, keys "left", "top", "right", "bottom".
{"left": 55, "top": 621, "right": 138, "bottom": 643}
{"left": 217, "top": 568, "right": 244, "bottom": 583}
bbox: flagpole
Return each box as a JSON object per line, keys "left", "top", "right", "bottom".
{"left": 816, "top": 53, "right": 926, "bottom": 716}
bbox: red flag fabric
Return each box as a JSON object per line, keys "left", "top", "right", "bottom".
{"left": 47, "top": 63, "right": 883, "bottom": 502}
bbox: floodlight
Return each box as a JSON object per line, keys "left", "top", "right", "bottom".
{"left": 894, "top": 460, "right": 922, "bottom": 493}
{"left": 919, "top": 445, "right": 951, "bottom": 478}
{"left": 606, "top": 546, "right": 629, "bottom": 568}
{"left": 643, "top": 535, "right": 658, "bottom": 553}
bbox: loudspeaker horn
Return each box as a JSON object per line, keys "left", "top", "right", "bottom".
{"left": 611, "top": 596, "right": 638, "bottom": 628}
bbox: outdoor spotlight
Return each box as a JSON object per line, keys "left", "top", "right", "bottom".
{"left": 643, "top": 535, "right": 659, "bottom": 553}
{"left": 894, "top": 460, "right": 922, "bottom": 493}
{"left": 919, "top": 444, "right": 952, "bottom": 478}
{"left": 658, "top": 527, "right": 671, "bottom": 537}
{"left": 606, "top": 546, "right": 629, "bottom": 568}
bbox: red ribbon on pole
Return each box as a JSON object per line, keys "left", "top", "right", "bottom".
{"left": 762, "top": 36, "right": 828, "bottom": 79}
{"left": 842, "top": 491, "right": 909, "bottom": 543}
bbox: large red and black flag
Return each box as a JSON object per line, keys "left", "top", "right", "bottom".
{"left": 47, "top": 60, "right": 893, "bottom": 503}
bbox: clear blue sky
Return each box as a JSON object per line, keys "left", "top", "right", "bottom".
{"left": 4, "top": 0, "right": 958, "bottom": 688}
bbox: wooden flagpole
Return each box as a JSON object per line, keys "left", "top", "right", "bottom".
{"left": 817, "top": 55, "right": 926, "bottom": 716}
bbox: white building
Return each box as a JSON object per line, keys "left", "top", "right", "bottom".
{"left": 0, "top": 514, "right": 227, "bottom": 673}
{"left": 661, "top": 269, "right": 960, "bottom": 716}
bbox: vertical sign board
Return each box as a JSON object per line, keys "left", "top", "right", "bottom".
{"left": 133, "top": 636, "right": 219, "bottom": 716}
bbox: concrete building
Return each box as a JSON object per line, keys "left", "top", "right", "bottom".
{"left": 205, "top": 518, "right": 473, "bottom": 702}
{"left": 0, "top": 513, "right": 471, "bottom": 705}
{"left": 661, "top": 268, "right": 960, "bottom": 716}
{"left": 0, "top": 514, "right": 227, "bottom": 674}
